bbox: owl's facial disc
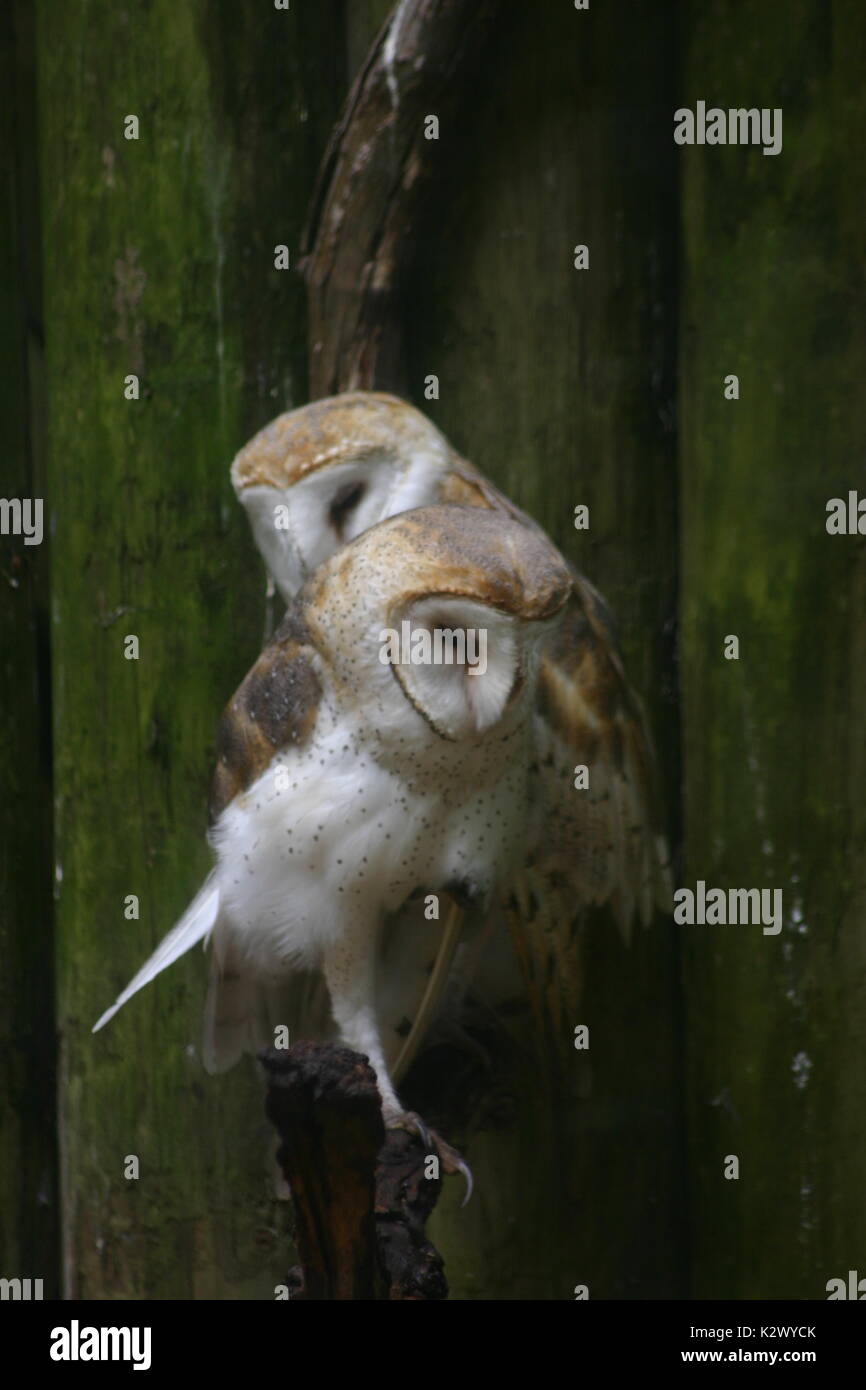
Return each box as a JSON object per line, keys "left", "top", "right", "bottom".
{"left": 386, "top": 595, "right": 537, "bottom": 742}
{"left": 240, "top": 456, "right": 400, "bottom": 602}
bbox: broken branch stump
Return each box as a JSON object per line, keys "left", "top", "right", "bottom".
{"left": 262, "top": 1042, "right": 448, "bottom": 1300}
{"left": 301, "top": 0, "right": 502, "bottom": 397}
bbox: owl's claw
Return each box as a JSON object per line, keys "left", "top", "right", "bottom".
{"left": 385, "top": 1109, "right": 432, "bottom": 1150}
{"left": 384, "top": 1110, "right": 473, "bottom": 1206}
{"left": 446, "top": 1150, "right": 474, "bottom": 1208}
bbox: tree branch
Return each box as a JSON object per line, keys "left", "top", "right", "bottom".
{"left": 301, "top": 0, "right": 501, "bottom": 397}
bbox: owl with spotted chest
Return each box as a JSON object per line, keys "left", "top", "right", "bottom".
{"left": 95, "top": 392, "right": 670, "bottom": 1184}
{"left": 232, "top": 391, "right": 672, "bottom": 1040}
{"left": 95, "top": 505, "right": 573, "bottom": 1174}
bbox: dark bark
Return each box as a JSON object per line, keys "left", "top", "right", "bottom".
{"left": 263, "top": 1042, "right": 447, "bottom": 1301}
{"left": 302, "top": 0, "right": 501, "bottom": 396}
{"left": 0, "top": 0, "right": 57, "bottom": 1294}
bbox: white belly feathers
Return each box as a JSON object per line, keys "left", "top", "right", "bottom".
{"left": 209, "top": 696, "right": 529, "bottom": 979}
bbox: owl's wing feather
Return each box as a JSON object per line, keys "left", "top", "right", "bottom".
{"left": 502, "top": 578, "right": 671, "bottom": 1031}
{"left": 447, "top": 449, "right": 670, "bottom": 930}
{"left": 530, "top": 575, "right": 671, "bottom": 936}
{"left": 94, "top": 607, "right": 322, "bottom": 1040}
{"left": 442, "top": 454, "right": 551, "bottom": 534}
{"left": 208, "top": 604, "right": 322, "bottom": 824}
{"left": 203, "top": 964, "right": 336, "bottom": 1075}
{"left": 203, "top": 607, "right": 326, "bottom": 1067}
{"left": 442, "top": 449, "right": 670, "bottom": 1029}
{"left": 92, "top": 873, "right": 220, "bottom": 1033}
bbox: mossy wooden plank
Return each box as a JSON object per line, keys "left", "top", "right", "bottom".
{"left": 0, "top": 0, "right": 58, "bottom": 1296}
{"left": 38, "top": 0, "right": 344, "bottom": 1297}
{"left": 679, "top": 0, "right": 866, "bottom": 1298}
{"left": 402, "top": 0, "right": 684, "bottom": 1299}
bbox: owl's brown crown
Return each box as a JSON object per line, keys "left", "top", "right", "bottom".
{"left": 231, "top": 391, "right": 452, "bottom": 491}
{"left": 312, "top": 503, "right": 573, "bottom": 625}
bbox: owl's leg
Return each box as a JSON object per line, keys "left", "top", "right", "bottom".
{"left": 322, "top": 919, "right": 404, "bottom": 1118}
{"left": 322, "top": 922, "right": 473, "bottom": 1203}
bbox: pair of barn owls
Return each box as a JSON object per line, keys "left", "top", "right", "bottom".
{"left": 95, "top": 392, "right": 669, "bottom": 1181}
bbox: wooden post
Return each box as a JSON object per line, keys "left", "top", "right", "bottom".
{"left": 38, "top": 0, "right": 345, "bottom": 1298}
{"left": 0, "top": 0, "right": 58, "bottom": 1295}
{"left": 679, "top": 0, "right": 866, "bottom": 1297}
{"left": 263, "top": 1043, "right": 447, "bottom": 1301}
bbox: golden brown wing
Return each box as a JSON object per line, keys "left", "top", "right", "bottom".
{"left": 441, "top": 449, "right": 669, "bottom": 925}
{"left": 502, "top": 577, "right": 671, "bottom": 1043}
{"left": 537, "top": 574, "right": 670, "bottom": 929}
{"left": 436, "top": 451, "right": 670, "bottom": 1032}
{"left": 209, "top": 605, "right": 322, "bottom": 824}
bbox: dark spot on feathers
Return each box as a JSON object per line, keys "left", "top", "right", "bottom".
{"left": 208, "top": 602, "right": 321, "bottom": 824}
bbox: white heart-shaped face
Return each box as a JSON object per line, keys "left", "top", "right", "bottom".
{"left": 240, "top": 455, "right": 401, "bottom": 602}
{"left": 385, "top": 595, "right": 526, "bottom": 741}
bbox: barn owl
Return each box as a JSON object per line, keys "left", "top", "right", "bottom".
{"left": 232, "top": 392, "right": 671, "bottom": 1039}
{"left": 94, "top": 506, "right": 572, "bottom": 1181}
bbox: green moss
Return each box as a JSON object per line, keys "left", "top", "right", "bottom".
{"left": 38, "top": 0, "right": 344, "bottom": 1297}
{"left": 680, "top": 0, "right": 866, "bottom": 1298}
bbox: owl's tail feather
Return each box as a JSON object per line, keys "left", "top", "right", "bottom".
{"left": 92, "top": 874, "right": 220, "bottom": 1034}
{"left": 202, "top": 944, "right": 262, "bottom": 1074}
{"left": 203, "top": 960, "right": 335, "bottom": 1075}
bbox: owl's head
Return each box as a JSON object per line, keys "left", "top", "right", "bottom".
{"left": 306, "top": 505, "right": 572, "bottom": 742}
{"left": 232, "top": 392, "right": 457, "bottom": 601}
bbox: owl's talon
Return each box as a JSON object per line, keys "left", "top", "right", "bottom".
{"left": 451, "top": 1154, "right": 474, "bottom": 1208}
{"left": 385, "top": 1109, "right": 432, "bottom": 1151}
{"left": 384, "top": 1110, "right": 473, "bottom": 1206}
{"left": 429, "top": 1131, "right": 474, "bottom": 1207}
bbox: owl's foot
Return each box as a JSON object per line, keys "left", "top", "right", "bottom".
{"left": 384, "top": 1109, "right": 473, "bottom": 1207}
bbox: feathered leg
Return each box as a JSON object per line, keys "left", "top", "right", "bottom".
{"left": 323, "top": 916, "right": 472, "bottom": 1202}
{"left": 322, "top": 917, "right": 402, "bottom": 1116}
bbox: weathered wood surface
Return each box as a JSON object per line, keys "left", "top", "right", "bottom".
{"left": 38, "top": 0, "right": 344, "bottom": 1298}
{"left": 263, "top": 1042, "right": 447, "bottom": 1301}
{"left": 303, "top": 0, "right": 501, "bottom": 398}
{"left": 0, "top": 0, "right": 57, "bottom": 1296}
{"left": 679, "top": 0, "right": 866, "bottom": 1298}
{"left": 265, "top": 1044, "right": 385, "bottom": 1301}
